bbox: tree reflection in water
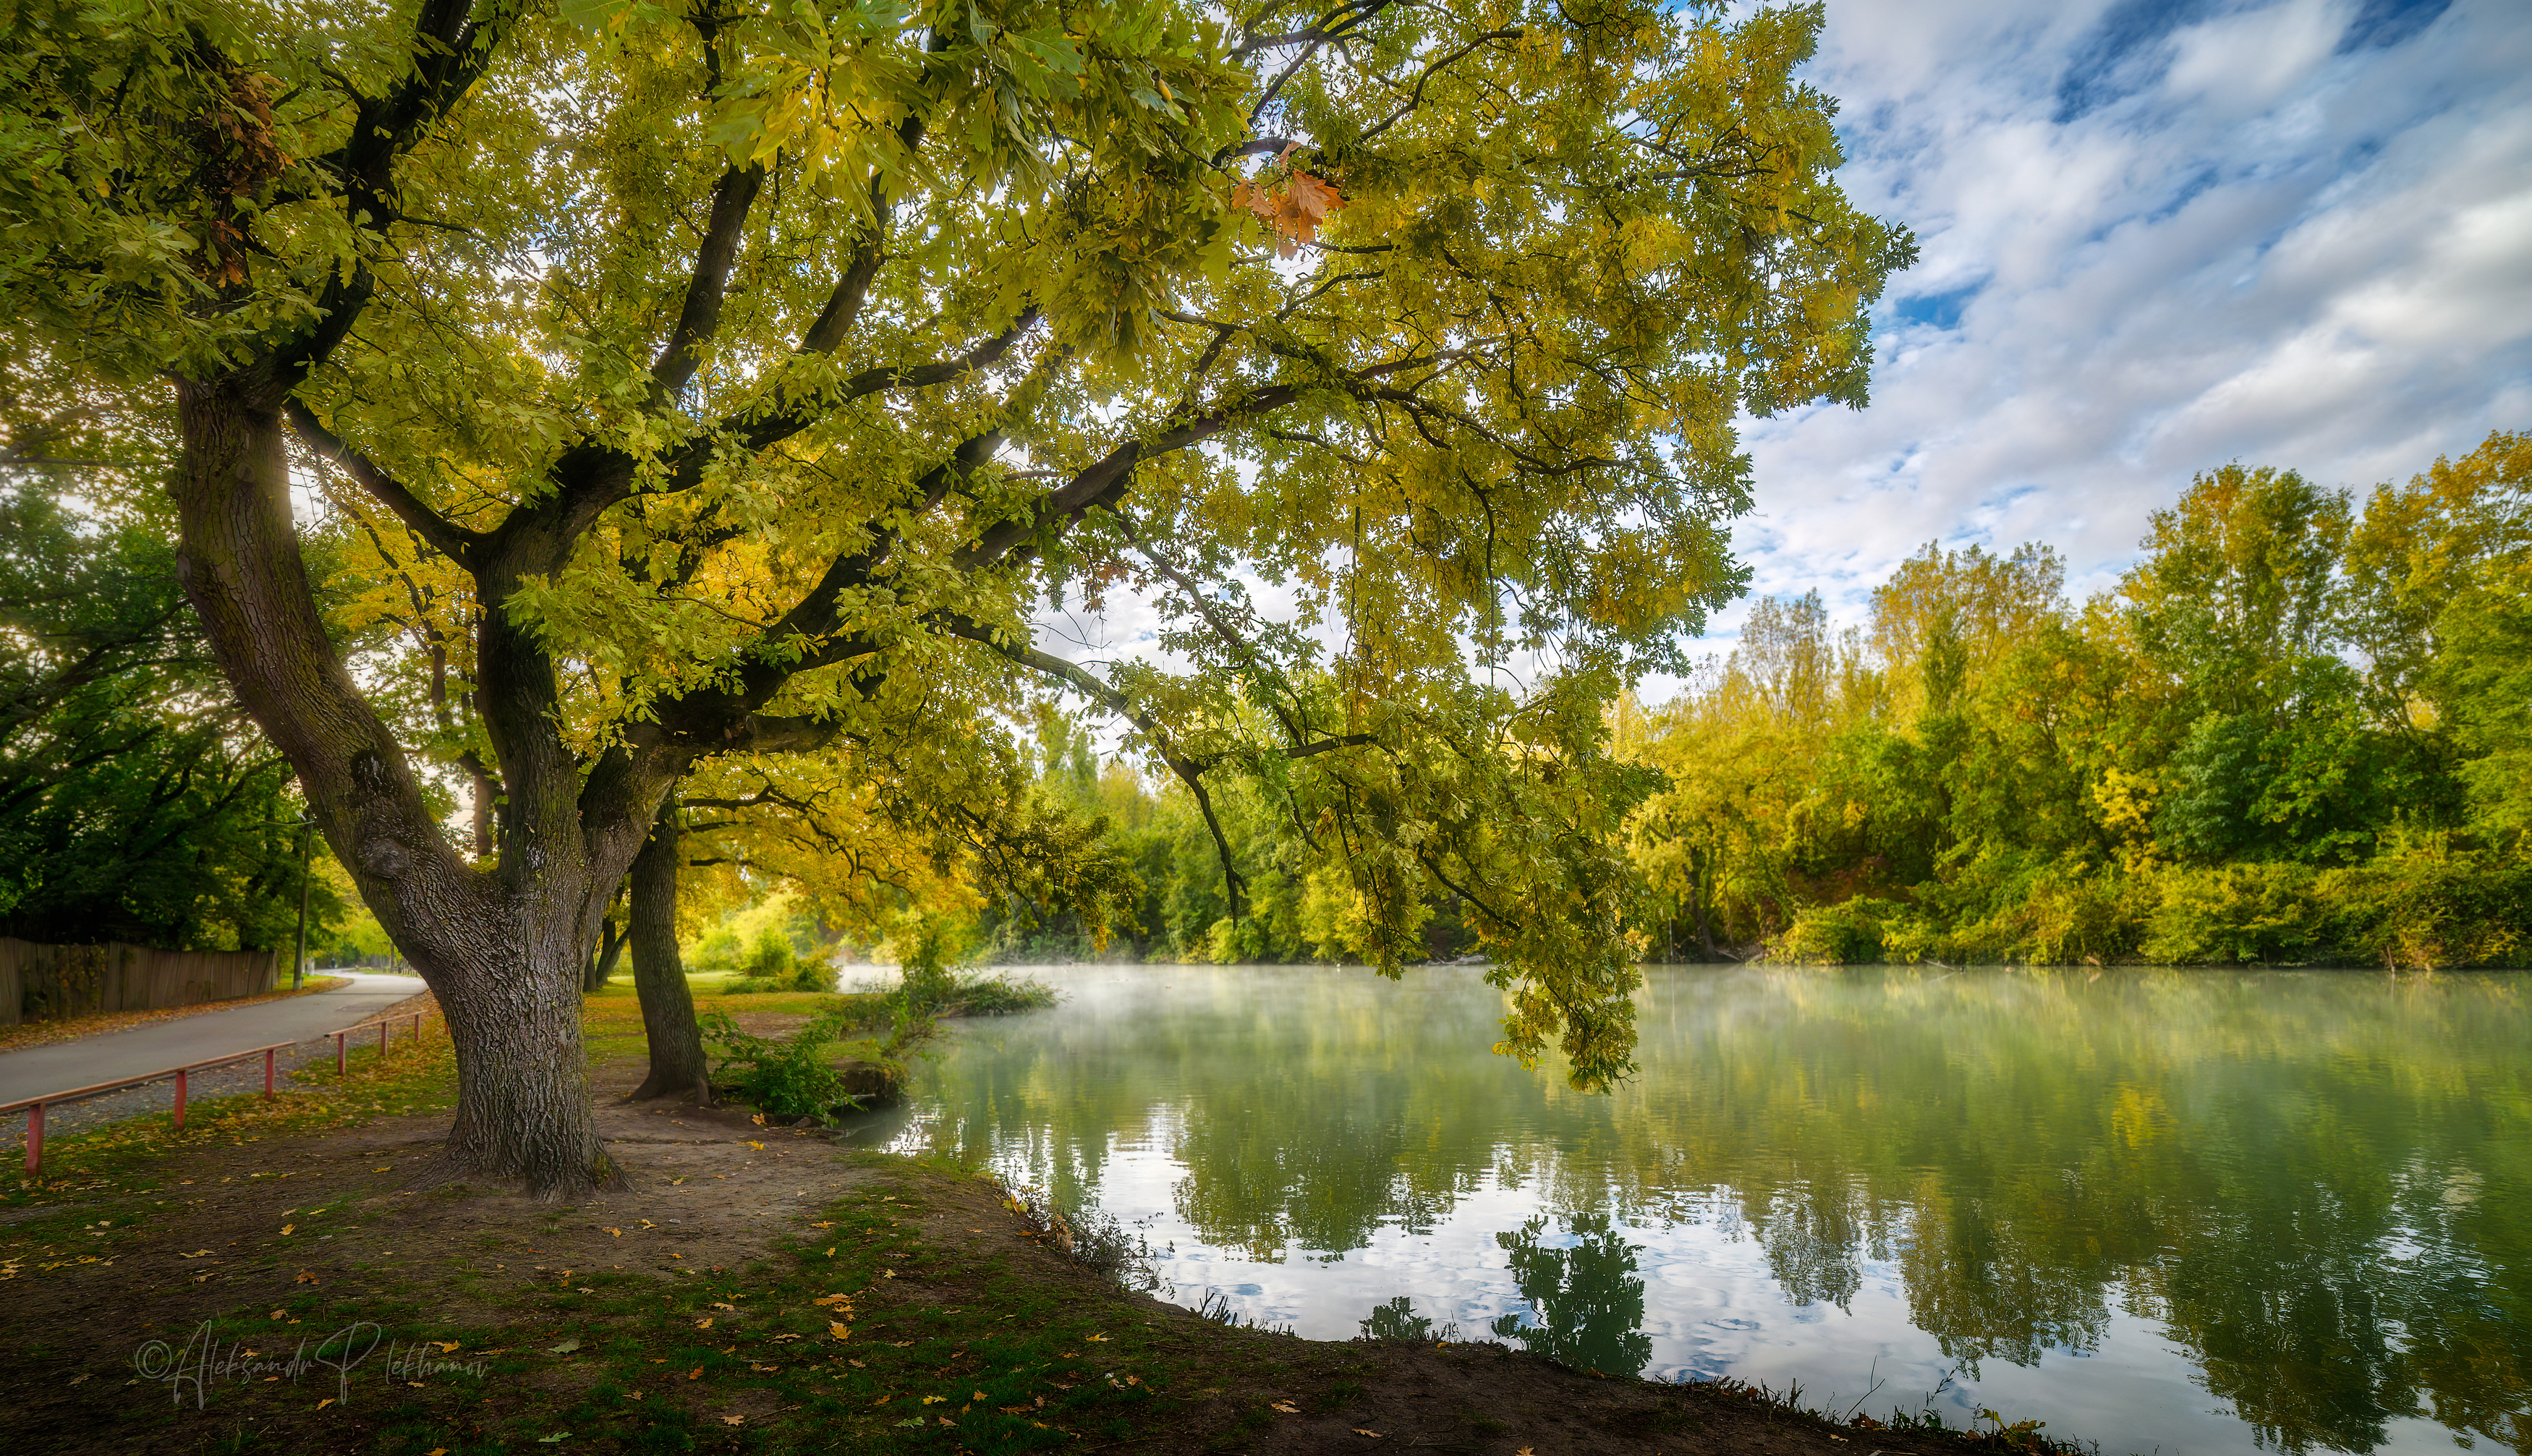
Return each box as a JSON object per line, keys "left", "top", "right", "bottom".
{"left": 898, "top": 965, "right": 2532, "bottom": 1455}
{"left": 1489, "top": 1213, "right": 1656, "bottom": 1379}
{"left": 1359, "top": 1295, "right": 1439, "bottom": 1342}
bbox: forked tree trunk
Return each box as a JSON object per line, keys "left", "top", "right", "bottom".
{"left": 629, "top": 800, "right": 711, "bottom": 1102}
{"left": 169, "top": 372, "right": 629, "bottom": 1195}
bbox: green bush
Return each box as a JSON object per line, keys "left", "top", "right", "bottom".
{"left": 2138, "top": 861, "right": 2321, "bottom": 964}
{"left": 2314, "top": 837, "right": 2532, "bottom": 967}
{"left": 745, "top": 925, "right": 795, "bottom": 979}
{"left": 945, "top": 973, "right": 1060, "bottom": 1014}
{"left": 689, "top": 925, "right": 745, "bottom": 972}
{"left": 892, "top": 916, "right": 964, "bottom": 1011}
{"left": 1774, "top": 901, "right": 1893, "bottom": 963}
{"left": 697, "top": 1008, "right": 862, "bottom": 1125}
{"left": 2012, "top": 860, "right": 2130, "bottom": 964}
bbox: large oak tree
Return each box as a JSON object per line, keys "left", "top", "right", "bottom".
{"left": 3, "top": 0, "right": 1911, "bottom": 1191}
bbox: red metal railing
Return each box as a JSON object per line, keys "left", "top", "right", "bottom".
{"left": 1, "top": 1011, "right": 430, "bottom": 1176}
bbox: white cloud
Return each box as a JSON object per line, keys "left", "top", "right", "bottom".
{"left": 1712, "top": 0, "right": 2532, "bottom": 645}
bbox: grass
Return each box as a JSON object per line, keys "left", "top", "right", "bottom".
{"left": 19, "top": 1154, "right": 1255, "bottom": 1454}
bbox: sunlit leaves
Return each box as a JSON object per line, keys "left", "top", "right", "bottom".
{"left": 3, "top": 0, "right": 1915, "bottom": 1086}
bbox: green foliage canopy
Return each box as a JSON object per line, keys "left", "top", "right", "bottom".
{"left": 0, "top": 0, "right": 1912, "bottom": 1117}
{"left": 1623, "top": 430, "right": 2532, "bottom": 968}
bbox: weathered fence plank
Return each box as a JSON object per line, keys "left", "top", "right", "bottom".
{"left": 0, "top": 940, "right": 279, "bottom": 1026}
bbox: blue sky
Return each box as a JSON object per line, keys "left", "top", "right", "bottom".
{"left": 1714, "top": 0, "right": 2531, "bottom": 647}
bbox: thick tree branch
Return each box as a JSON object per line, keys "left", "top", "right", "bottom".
{"left": 798, "top": 113, "right": 929, "bottom": 357}
{"left": 955, "top": 346, "right": 1475, "bottom": 571}
{"left": 930, "top": 612, "right": 1245, "bottom": 916}
{"left": 956, "top": 385, "right": 1302, "bottom": 568}
{"left": 273, "top": 0, "right": 526, "bottom": 393}
{"left": 286, "top": 400, "right": 482, "bottom": 563}
{"left": 687, "top": 307, "right": 1042, "bottom": 480}
{"left": 651, "top": 163, "right": 768, "bottom": 403}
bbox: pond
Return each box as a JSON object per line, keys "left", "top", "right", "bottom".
{"left": 860, "top": 963, "right": 2531, "bottom": 1455}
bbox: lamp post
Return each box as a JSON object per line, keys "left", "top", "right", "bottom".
{"left": 292, "top": 811, "right": 312, "bottom": 989}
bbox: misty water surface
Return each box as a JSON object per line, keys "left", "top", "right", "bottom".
{"left": 862, "top": 963, "right": 2529, "bottom": 1455}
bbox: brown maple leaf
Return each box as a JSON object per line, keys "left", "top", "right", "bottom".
{"left": 1233, "top": 167, "right": 1347, "bottom": 257}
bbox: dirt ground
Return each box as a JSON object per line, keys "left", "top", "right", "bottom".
{"left": 0, "top": 1052, "right": 2064, "bottom": 1455}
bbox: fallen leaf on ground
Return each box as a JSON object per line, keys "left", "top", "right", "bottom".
{"left": 548, "top": 1339, "right": 581, "bottom": 1354}
{"left": 1270, "top": 1400, "right": 1301, "bottom": 1414}
{"left": 718, "top": 1415, "right": 743, "bottom": 1426}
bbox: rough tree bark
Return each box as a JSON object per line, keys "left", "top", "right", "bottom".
{"left": 169, "top": 373, "right": 645, "bottom": 1193}
{"left": 628, "top": 800, "right": 711, "bottom": 1102}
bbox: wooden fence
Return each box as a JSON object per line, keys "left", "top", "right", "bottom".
{"left": 0, "top": 939, "right": 280, "bottom": 1027}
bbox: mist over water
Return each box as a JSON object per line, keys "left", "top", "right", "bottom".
{"left": 871, "top": 963, "right": 2531, "bottom": 1455}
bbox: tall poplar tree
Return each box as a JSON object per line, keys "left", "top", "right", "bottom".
{"left": 3, "top": 0, "right": 1911, "bottom": 1191}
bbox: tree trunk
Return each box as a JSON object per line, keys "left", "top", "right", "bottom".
{"left": 585, "top": 914, "right": 627, "bottom": 992}
{"left": 1688, "top": 857, "right": 1717, "bottom": 960}
{"left": 169, "top": 372, "right": 627, "bottom": 1195}
{"left": 438, "top": 924, "right": 614, "bottom": 1188}
{"left": 629, "top": 799, "right": 710, "bottom": 1102}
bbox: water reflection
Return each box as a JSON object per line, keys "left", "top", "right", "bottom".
{"left": 887, "top": 965, "right": 2532, "bottom": 1455}
{"left": 1490, "top": 1213, "right": 1654, "bottom": 1378}
{"left": 1359, "top": 1295, "right": 1438, "bottom": 1342}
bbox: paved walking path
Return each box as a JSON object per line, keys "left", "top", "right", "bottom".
{"left": 0, "top": 971, "right": 427, "bottom": 1107}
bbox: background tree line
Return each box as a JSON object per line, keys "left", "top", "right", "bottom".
{"left": 11, "top": 427, "right": 2522, "bottom": 974}
{"left": 0, "top": 480, "right": 344, "bottom": 954}
{"left": 972, "top": 430, "right": 2529, "bottom": 968}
